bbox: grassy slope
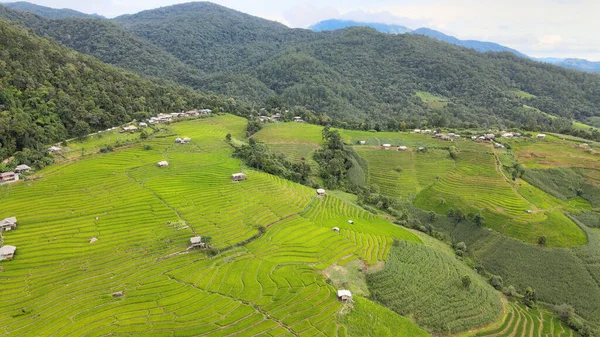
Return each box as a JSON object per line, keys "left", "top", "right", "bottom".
{"left": 367, "top": 242, "right": 503, "bottom": 335}
{"left": 0, "top": 115, "right": 435, "bottom": 336}
{"left": 254, "top": 123, "right": 588, "bottom": 247}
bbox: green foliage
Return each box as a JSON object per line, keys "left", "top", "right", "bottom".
{"left": 489, "top": 275, "right": 503, "bottom": 290}
{"left": 339, "top": 297, "right": 431, "bottom": 337}
{"left": 0, "top": 19, "right": 234, "bottom": 164}
{"left": 233, "top": 141, "right": 312, "bottom": 185}
{"left": 524, "top": 287, "right": 538, "bottom": 308}
{"left": 523, "top": 168, "right": 600, "bottom": 207}
{"left": 461, "top": 275, "right": 472, "bottom": 289}
{"left": 367, "top": 242, "right": 502, "bottom": 335}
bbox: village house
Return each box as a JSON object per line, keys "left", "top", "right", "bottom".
{"left": 382, "top": 144, "right": 392, "bottom": 150}
{"left": 0, "top": 245, "right": 16, "bottom": 261}
{"left": 484, "top": 134, "right": 495, "bottom": 140}
{"left": 199, "top": 109, "right": 212, "bottom": 114}
{"left": 513, "top": 132, "right": 522, "bottom": 137}
{"left": 414, "top": 129, "right": 422, "bottom": 133}
{"left": 494, "top": 143, "right": 505, "bottom": 149}
{"left": 452, "top": 134, "right": 461, "bottom": 139}
{"left": 418, "top": 146, "right": 427, "bottom": 152}
{"left": 121, "top": 125, "right": 138, "bottom": 133}
{"left": 138, "top": 122, "right": 148, "bottom": 128}
{"left": 48, "top": 146, "right": 62, "bottom": 153}
{"left": 90, "top": 237, "right": 98, "bottom": 244}
{"left": 157, "top": 161, "right": 169, "bottom": 167}
{"left": 190, "top": 236, "right": 206, "bottom": 248}
{"left": 471, "top": 136, "right": 478, "bottom": 141}
{"left": 15, "top": 165, "right": 31, "bottom": 173}
{"left": 423, "top": 130, "right": 432, "bottom": 134}
{"left": 0, "top": 172, "right": 17, "bottom": 183}
{"left": 183, "top": 137, "right": 191, "bottom": 143}
{"left": 397, "top": 146, "right": 408, "bottom": 151}
{"left": 293, "top": 116, "right": 304, "bottom": 122}
{"left": 537, "top": 134, "right": 547, "bottom": 139}
{"left": 359, "top": 141, "right": 367, "bottom": 145}
{"left": 271, "top": 113, "right": 282, "bottom": 121}
{"left": 316, "top": 188, "right": 326, "bottom": 197}
{"left": 337, "top": 290, "right": 352, "bottom": 303}
{"left": 0, "top": 217, "right": 17, "bottom": 231}
{"left": 348, "top": 220, "right": 354, "bottom": 224}
{"left": 332, "top": 227, "right": 340, "bottom": 232}
{"left": 502, "top": 133, "right": 514, "bottom": 138}
{"left": 231, "top": 173, "right": 247, "bottom": 182}
{"left": 477, "top": 136, "right": 486, "bottom": 142}
{"left": 259, "top": 116, "right": 270, "bottom": 123}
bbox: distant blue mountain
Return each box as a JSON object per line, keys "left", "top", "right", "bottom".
{"left": 310, "top": 20, "right": 600, "bottom": 73}
{"left": 309, "top": 19, "right": 411, "bottom": 34}
{"left": 2, "top": 2, "right": 104, "bottom": 19}
{"left": 409, "top": 28, "right": 530, "bottom": 58}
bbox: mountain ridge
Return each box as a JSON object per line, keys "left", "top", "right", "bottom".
{"left": 2, "top": 1, "right": 104, "bottom": 19}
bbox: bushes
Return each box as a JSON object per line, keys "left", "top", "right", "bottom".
{"left": 233, "top": 141, "right": 312, "bottom": 185}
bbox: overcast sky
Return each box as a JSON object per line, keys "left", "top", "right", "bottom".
{"left": 6, "top": 0, "right": 600, "bottom": 60}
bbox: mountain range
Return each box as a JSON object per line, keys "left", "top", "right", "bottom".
{"left": 0, "top": 0, "right": 600, "bottom": 162}
{"left": 310, "top": 19, "right": 600, "bottom": 73}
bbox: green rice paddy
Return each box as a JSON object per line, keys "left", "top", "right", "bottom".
{"left": 0, "top": 115, "right": 433, "bottom": 337}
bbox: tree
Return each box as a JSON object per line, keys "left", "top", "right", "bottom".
{"left": 554, "top": 304, "right": 575, "bottom": 320}
{"left": 72, "top": 121, "right": 91, "bottom": 140}
{"left": 538, "top": 236, "right": 547, "bottom": 245}
{"left": 461, "top": 275, "right": 472, "bottom": 289}
{"left": 140, "top": 131, "right": 149, "bottom": 139}
{"left": 489, "top": 275, "right": 503, "bottom": 290}
{"left": 474, "top": 212, "right": 485, "bottom": 226}
{"left": 524, "top": 287, "right": 537, "bottom": 307}
{"left": 225, "top": 133, "right": 232, "bottom": 141}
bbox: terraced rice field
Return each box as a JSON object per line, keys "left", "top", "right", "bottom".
{"left": 471, "top": 302, "right": 579, "bottom": 337}
{"left": 414, "top": 152, "right": 587, "bottom": 247}
{"left": 355, "top": 148, "right": 454, "bottom": 199}
{"left": 0, "top": 115, "right": 434, "bottom": 336}
{"left": 367, "top": 241, "right": 503, "bottom": 335}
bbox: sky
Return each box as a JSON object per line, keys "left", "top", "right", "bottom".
{"left": 6, "top": 0, "right": 600, "bottom": 61}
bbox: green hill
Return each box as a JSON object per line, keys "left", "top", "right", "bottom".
{"left": 0, "top": 6, "right": 207, "bottom": 88}
{"left": 0, "top": 19, "right": 229, "bottom": 162}
{"left": 3, "top": 1, "right": 103, "bottom": 19}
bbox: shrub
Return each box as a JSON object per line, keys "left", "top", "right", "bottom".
{"left": 489, "top": 275, "right": 503, "bottom": 290}
{"left": 461, "top": 275, "right": 472, "bottom": 289}
{"left": 538, "top": 236, "right": 547, "bottom": 245}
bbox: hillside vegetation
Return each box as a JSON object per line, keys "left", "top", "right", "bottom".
{"left": 0, "top": 18, "right": 245, "bottom": 162}
{"left": 1, "top": 2, "right": 600, "bottom": 140}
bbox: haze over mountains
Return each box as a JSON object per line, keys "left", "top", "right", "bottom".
{"left": 310, "top": 19, "right": 600, "bottom": 73}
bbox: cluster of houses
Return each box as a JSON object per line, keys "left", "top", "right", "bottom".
{"left": 435, "top": 133, "right": 461, "bottom": 141}
{"left": 0, "top": 217, "right": 18, "bottom": 261}
{"left": 257, "top": 113, "right": 306, "bottom": 123}
{"left": 413, "top": 129, "right": 434, "bottom": 134}
{"left": 0, "top": 165, "right": 31, "bottom": 184}
{"left": 381, "top": 144, "right": 426, "bottom": 152}
{"left": 147, "top": 109, "right": 212, "bottom": 125}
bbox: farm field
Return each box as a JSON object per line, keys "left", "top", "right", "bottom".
{"left": 366, "top": 241, "right": 503, "bottom": 335}
{"left": 0, "top": 115, "right": 448, "bottom": 336}
{"left": 254, "top": 122, "right": 591, "bottom": 247}
{"left": 470, "top": 301, "right": 579, "bottom": 337}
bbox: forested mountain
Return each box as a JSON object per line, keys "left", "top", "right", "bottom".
{"left": 310, "top": 19, "right": 411, "bottom": 34}
{"left": 2, "top": 1, "right": 600, "bottom": 139}
{"left": 0, "top": 6, "right": 207, "bottom": 88}
{"left": 2, "top": 1, "right": 103, "bottom": 19}
{"left": 0, "top": 19, "right": 237, "bottom": 162}
{"left": 409, "top": 28, "right": 529, "bottom": 58}
{"left": 109, "top": 3, "right": 600, "bottom": 136}
{"left": 551, "top": 58, "right": 600, "bottom": 73}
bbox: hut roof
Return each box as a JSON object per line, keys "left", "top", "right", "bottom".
{"left": 15, "top": 165, "right": 31, "bottom": 171}
{"left": 337, "top": 290, "right": 352, "bottom": 298}
{"left": 0, "top": 245, "right": 16, "bottom": 255}
{"left": 1, "top": 217, "right": 17, "bottom": 225}
{"left": 316, "top": 188, "right": 326, "bottom": 194}
{"left": 190, "top": 236, "right": 202, "bottom": 244}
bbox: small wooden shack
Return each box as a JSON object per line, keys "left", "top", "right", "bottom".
{"left": 316, "top": 188, "right": 326, "bottom": 197}
{"left": 337, "top": 290, "right": 352, "bottom": 303}
{"left": 183, "top": 137, "right": 191, "bottom": 143}
{"left": 332, "top": 227, "right": 340, "bottom": 232}
{"left": 0, "top": 245, "right": 16, "bottom": 261}
{"left": 382, "top": 144, "right": 392, "bottom": 150}
{"left": 190, "top": 236, "right": 206, "bottom": 248}
{"left": 537, "top": 134, "right": 546, "bottom": 139}
{"left": 48, "top": 146, "right": 62, "bottom": 153}
{"left": 359, "top": 141, "right": 367, "bottom": 145}
{"left": 0, "top": 217, "right": 17, "bottom": 231}
{"left": 0, "top": 172, "right": 17, "bottom": 183}
{"left": 232, "top": 173, "right": 247, "bottom": 182}
{"left": 397, "top": 146, "right": 408, "bottom": 151}
{"left": 157, "top": 161, "right": 169, "bottom": 167}
{"left": 348, "top": 220, "right": 354, "bottom": 224}
{"left": 15, "top": 165, "right": 31, "bottom": 173}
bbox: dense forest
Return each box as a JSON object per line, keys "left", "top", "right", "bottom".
{"left": 0, "top": 19, "right": 247, "bottom": 164}
{"left": 2, "top": 2, "right": 600, "bottom": 140}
